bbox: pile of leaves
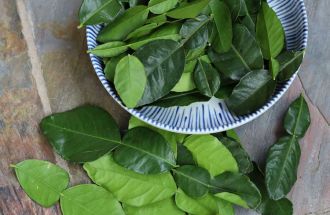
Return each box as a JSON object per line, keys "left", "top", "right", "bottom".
{"left": 79, "top": 0, "right": 304, "bottom": 115}
{"left": 12, "top": 95, "right": 310, "bottom": 215}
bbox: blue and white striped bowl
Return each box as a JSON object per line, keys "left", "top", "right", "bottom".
{"left": 86, "top": 0, "right": 308, "bottom": 134}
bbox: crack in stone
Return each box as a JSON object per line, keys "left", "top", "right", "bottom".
{"left": 297, "top": 75, "right": 330, "bottom": 126}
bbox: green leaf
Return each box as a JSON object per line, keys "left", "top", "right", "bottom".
{"left": 151, "top": 90, "right": 210, "bottom": 107}
{"left": 128, "top": 116, "right": 186, "bottom": 155}
{"left": 13, "top": 160, "right": 69, "bottom": 207}
{"left": 226, "top": 70, "right": 276, "bottom": 115}
{"left": 256, "top": 2, "right": 285, "bottom": 60}
{"left": 194, "top": 59, "right": 221, "bottom": 97}
{"left": 113, "top": 127, "right": 176, "bottom": 174}
{"left": 40, "top": 106, "right": 120, "bottom": 162}
{"left": 175, "top": 189, "right": 219, "bottom": 215}
{"left": 78, "top": 0, "right": 123, "bottom": 28}
{"left": 224, "top": 0, "right": 248, "bottom": 20}
{"left": 172, "top": 72, "right": 196, "bottom": 92}
{"left": 284, "top": 95, "right": 311, "bottom": 138}
{"left": 270, "top": 57, "right": 280, "bottom": 80}
{"left": 84, "top": 155, "right": 177, "bottom": 206}
{"left": 146, "top": 14, "right": 167, "bottom": 24}
{"left": 148, "top": 0, "right": 179, "bottom": 14}
{"left": 89, "top": 41, "right": 128, "bottom": 57}
{"left": 129, "top": 26, "right": 182, "bottom": 50}
{"left": 173, "top": 165, "right": 211, "bottom": 198}
{"left": 214, "top": 85, "right": 235, "bottom": 99}
{"left": 245, "top": 0, "right": 261, "bottom": 14}
{"left": 177, "top": 143, "right": 196, "bottom": 166}
{"left": 104, "top": 54, "right": 125, "bottom": 82}
{"left": 209, "top": 0, "right": 232, "bottom": 52}
{"left": 226, "top": 129, "right": 240, "bottom": 142}
{"left": 97, "top": 6, "right": 149, "bottom": 42}
{"left": 249, "top": 163, "right": 293, "bottom": 215}
{"left": 186, "top": 48, "right": 205, "bottom": 62}
{"left": 60, "top": 184, "right": 124, "bottom": 215}
{"left": 277, "top": 51, "right": 305, "bottom": 81}
{"left": 265, "top": 136, "right": 301, "bottom": 200}
{"left": 183, "top": 59, "right": 198, "bottom": 73}
{"left": 134, "top": 40, "right": 185, "bottom": 106}
{"left": 209, "top": 24, "right": 263, "bottom": 80}
{"left": 184, "top": 135, "right": 238, "bottom": 176}
{"left": 126, "top": 23, "right": 163, "bottom": 40}
{"left": 240, "top": 15, "right": 256, "bottom": 36}
{"left": 123, "top": 198, "right": 184, "bottom": 215}
{"left": 167, "top": 0, "right": 210, "bottom": 19}
{"left": 180, "top": 15, "right": 210, "bottom": 50}
{"left": 215, "top": 135, "right": 253, "bottom": 174}
{"left": 211, "top": 172, "right": 261, "bottom": 209}
{"left": 114, "top": 55, "right": 146, "bottom": 108}
{"left": 216, "top": 198, "right": 235, "bottom": 215}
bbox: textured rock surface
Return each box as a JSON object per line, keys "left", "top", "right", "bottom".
{"left": 0, "top": 0, "right": 329, "bottom": 214}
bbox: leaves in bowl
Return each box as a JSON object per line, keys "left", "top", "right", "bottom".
{"left": 114, "top": 55, "right": 146, "bottom": 108}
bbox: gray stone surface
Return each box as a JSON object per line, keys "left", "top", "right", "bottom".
{"left": 0, "top": 0, "right": 329, "bottom": 214}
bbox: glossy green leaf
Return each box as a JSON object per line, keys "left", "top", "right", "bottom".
{"left": 151, "top": 90, "right": 210, "bottom": 107}
{"left": 128, "top": 116, "right": 186, "bottom": 155}
{"left": 210, "top": 0, "right": 232, "bottom": 52}
{"left": 84, "top": 155, "right": 177, "bottom": 206}
{"left": 226, "top": 70, "right": 276, "bottom": 115}
{"left": 194, "top": 59, "right": 221, "bottom": 97}
{"left": 226, "top": 129, "right": 240, "bottom": 142}
{"left": 123, "top": 198, "right": 184, "bottom": 215}
{"left": 167, "top": 0, "right": 210, "bottom": 19}
{"left": 215, "top": 192, "right": 248, "bottom": 208}
{"left": 126, "top": 23, "right": 163, "bottom": 40}
{"left": 173, "top": 165, "right": 211, "bottom": 198}
{"left": 284, "top": 95, "right": 311, "bottom": 138}
{"left": 135, "top": 40, "right": 185, "bottom": 106}
{"left": 40, "top": 106, "right": 120, "bottom": 162}
{"left": 60, "top": 184, "right": 124, "bottom": 215}
{"left": 104, "top": 54, "right": 125, "bottom": 82}
{"left": 211, "top": 172, "right": 261, "bottom": 209}
{"left": 209, "top": 24, "right": 263, "bottom": 80}
{"left": 114, "top": 55, "right": 146, "bottom": 108}
{"left": 148, "top": 0, "right": 179, "bottom": 14}
{"left": 224, "top": 0, "right": 248, "bottom": 20}
{"left": 215, "top": 135, "right": 253, "bottom": 174}
{"left": 186, "top": 48, "right": 205, "bottom": 62}
{"left": 89, "top": 41, "right": 128, "bottom": 57}
{"left": 240, "top": 14, "right": 256, "bottom": 36}
{"left": 128, "top": 23, "right": 182, "bottom": 49}
{"left": 249, "top": 163, "right": 294, "bottom": 215}
{"left": 180, "top": 15, "right": 210, "bottom": 50}
{"left": 245, "top": 0, "right": 261, "bottom": 14}
{"left": 78, "top": 0, "right": 123, "bottom": 28}
{"left": 97, "top": 6, "right": 149, "bottom": 42}
{"left": 256, "top": 2, "right": 285, "bottom": 59}
{"left": 214, "top": 85, "right": 235, "bottom": 99}
{"left": 146, "top": 14, "right": 167, "bottom": 24}
{"left": 183, "top": 59, "right": 198, "bottom": 73}
{"left": 277, "top": 51, "right": 305, "bottom": 81}
{"left": 172, "top": 72, "right": 196, "bottom": 92}
{"left": 175, "top": 189, "right": 219, "bottom": 215}
{"left": 216, "top": 198, "right": 235, "bottom": 215}
{"left": 13, "top": 160, "right": 69, "bottom": 207}
{"left": 184, "top": 135, "right": 238, "bottom": 176}
{"left": 177, "top": 143, "right": 196, "bottom": 166}
{"left": 270, "top": 57, "right": 280, "bottom": 80}
{"left": 265, "top": 136, "right": 301, "bottom": 200}
{"left": 113, "top": 127, "right": 176, "bottom": 174}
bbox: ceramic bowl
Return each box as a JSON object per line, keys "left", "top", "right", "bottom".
{"left": 86, "top": 0, "right": 308, "bottom": 134}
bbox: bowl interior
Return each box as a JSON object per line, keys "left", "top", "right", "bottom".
{"left": 86, "top": 0, "right": 308, "bottom": 134}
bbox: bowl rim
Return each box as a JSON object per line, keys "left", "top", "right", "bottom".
{"left": 86, "top": 0, "right": 308, "bottom": 134}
